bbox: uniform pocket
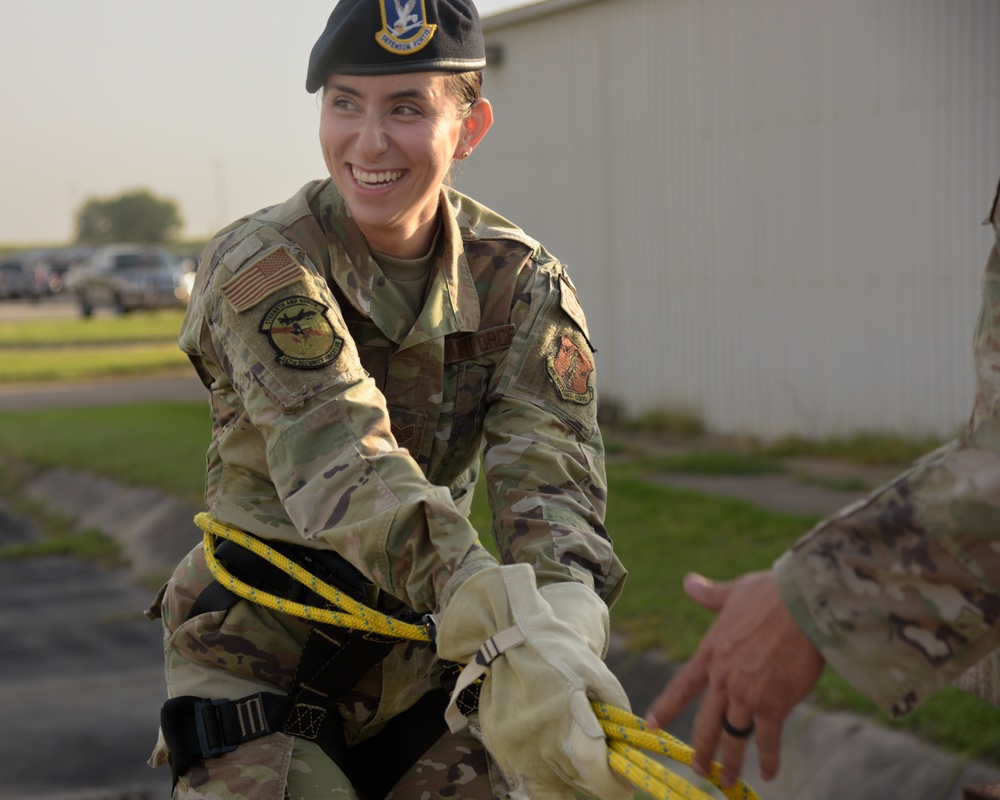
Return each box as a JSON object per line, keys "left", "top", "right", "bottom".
{"left": 162, "top": 546, "right": 305, "bottom": 697}
{"left": 449, "top": 363, "right": 489, "bottom": 448}
{"left": 174, "top": 732, "right": 295, "bottom": 800}
{"left": 388, "top": 406, "right": 428, "bottom": 461}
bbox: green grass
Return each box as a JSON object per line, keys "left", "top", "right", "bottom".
{"left": 761, "top": 431, "right": 951, "bottom": 467}
{"left": 626, "top": 451, "right": 786, "bottom": 476}
{"left": 0, "top": 403, "right": 210, "bottom": 504}
{"left": 0, "top": 308, "right": 188, "bottom": 382}
{"left": 0, "top": 528, "right": 124, "bottom": 566}
{"left": 617, "top": 407, "right": 706, "bottom": 439}
{"left": 1, "top": 403, "right": 998, "bottom": 764}
{"left": 0, "top": 343, "right": 191, "bottom": 382}
{"left": 0, "top": 309, "right": 186, "bottom": 346}
{"left": 604, "top": 478, "right": 815, "bottom": 656}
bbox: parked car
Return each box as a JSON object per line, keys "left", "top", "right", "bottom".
{"left": 68, "top": 244, "right": 195, "bottom": 316}
{"left": 19, "top": 247, "right": 87, "bottom": 295}
{"left": 0, "top": 260, "right": 38, "bottom": 300}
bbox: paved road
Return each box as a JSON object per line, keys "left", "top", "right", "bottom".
{"left": 0, "top": 504, "right": 168, "bottom": 799}
{"left": 0, "top": 295, "right": 117, "bottom": 321}
{"left": 0, "top": 375, "right": 206, "bottom": 412}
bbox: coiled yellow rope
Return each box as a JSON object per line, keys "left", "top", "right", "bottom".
{"left": 197, "top": 512, "right": 429, "bottom": 641}
{"left": 194, "top": 513, "right": 759, "bottom": 800}
{"left": 594, "top": 702, "right": 760, "bottom": 800}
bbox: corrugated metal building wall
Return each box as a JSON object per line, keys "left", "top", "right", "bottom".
{"left": 456, "top": 0, "right": 1000, "bottom": 439}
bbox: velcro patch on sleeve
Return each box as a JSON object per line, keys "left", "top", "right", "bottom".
{"left": 221, "top": 249, "right": 304, "bottom": 313}
{"left": 558, "top": 273, "right": 591, "bottom": 345}
{"left": 546, "top": 331, "right": 595, "bottom": 405}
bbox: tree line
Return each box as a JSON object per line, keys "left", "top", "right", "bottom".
{"left": 75, "top": 189, "right": 182, "bottom": 244}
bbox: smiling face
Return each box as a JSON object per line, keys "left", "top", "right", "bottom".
{"left": 319, "top": 71, "right": 492, "bottom": 258}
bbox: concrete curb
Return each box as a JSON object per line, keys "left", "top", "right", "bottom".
{"left": 23, "top": 467, "right": 202, "bottom": 577}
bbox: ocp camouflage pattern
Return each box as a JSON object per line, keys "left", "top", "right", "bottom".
{"left": 151, "top": 178, "right": 625, "bottom": 796}
{"left": 774, "top": 178, "right": 1000, "bottom": 716}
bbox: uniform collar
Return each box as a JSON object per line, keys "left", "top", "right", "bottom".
{"left": 321, "top": 181, "right": 481, "bottom": 347}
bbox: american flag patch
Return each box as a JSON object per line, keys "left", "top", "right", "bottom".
{"left": 221, "top": 249, "right": 303, "bottom": 313}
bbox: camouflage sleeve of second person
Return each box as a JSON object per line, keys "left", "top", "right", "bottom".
{"left": 482, "top": 253, "right": 627, "bottom": 607}
{"left": 184, "top": 232, "right": 497, "bottom": 615}
{"left": 773, "top": 197, "right": 1000, "bottom": 718}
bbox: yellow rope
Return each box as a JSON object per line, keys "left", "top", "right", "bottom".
{"left": 196, "top": 512, "right": 429, "bottom": 641}
{"left": 194, "top": 513, "right": 759, "bottom": 800}
{"left": 594, "top": 702, "right": 760, "bottom": 800}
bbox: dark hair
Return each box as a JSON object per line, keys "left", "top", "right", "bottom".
{"left": 447, "top": 70, "right": 483, "bottom": 118}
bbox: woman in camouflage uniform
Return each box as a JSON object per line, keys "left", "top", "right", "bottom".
{"left": 148, "top": 2, "right": 632, "bottom": 799}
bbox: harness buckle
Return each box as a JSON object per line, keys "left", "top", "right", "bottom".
{"left": 422, "top": 613, "right": 438, "bottom": 645}
{"left": 194, "top": 698, "right": 240, "bottom": 759}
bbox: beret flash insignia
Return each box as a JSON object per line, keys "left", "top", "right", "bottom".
{"left": 376, "top": 0, "right": 437, "bottom": 55}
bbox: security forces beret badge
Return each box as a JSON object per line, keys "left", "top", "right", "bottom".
{"left": 260, "top": 296, "right": 344, "bottom": 369}
{"left": 546, "top": 333, "right": 595, "bottom": 405}
{"left": 376, "top": 0, "right": 437, "bottom": 55}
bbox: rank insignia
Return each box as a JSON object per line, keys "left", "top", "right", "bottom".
{"left": 259, "top": 296, "right": 343, "bottom": 370}
{"left": 376, "top": 0, "right": 436, "bottom": 55}
{"left": 546, "top": 334, "right": 595, "bottom": 405}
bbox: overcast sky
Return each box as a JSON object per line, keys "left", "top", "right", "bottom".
{"left": 0, "top": 0, "right": 537, "bottom": 246}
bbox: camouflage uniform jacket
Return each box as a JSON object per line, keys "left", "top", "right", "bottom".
{"left": 178, "top": 178, "right": 625, "bottom": 620}
{"left": 774, "top": 179, "right": 1000, "bottom": 717}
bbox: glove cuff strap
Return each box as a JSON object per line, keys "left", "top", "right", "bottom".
{"left": 444, "top": 625, "right": 526, "bottom": 732}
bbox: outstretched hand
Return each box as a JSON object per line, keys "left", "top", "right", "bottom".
{"left": 644, "top": 571, "right": 824, "bottom": 787}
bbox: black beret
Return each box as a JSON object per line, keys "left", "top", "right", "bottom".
{"left": 306, "top": 0, "right": 486, "bottom": 91}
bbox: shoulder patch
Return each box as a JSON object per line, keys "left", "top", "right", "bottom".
{"left": 546, "top": 333, "right": 595, "bottom": 405}
{"left": 222, "top": 249, "right": 304, "bottom": 313}
{"left": 259, "top": 296, "right": 344, "bottom": 370}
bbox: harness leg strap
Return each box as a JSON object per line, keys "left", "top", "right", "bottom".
{"left": 161, "top": 692, "right": 293, "bottom": 780}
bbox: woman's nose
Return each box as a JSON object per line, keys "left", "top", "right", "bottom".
{"left": 356, "top": 115, "right": 388, "bottom": 160}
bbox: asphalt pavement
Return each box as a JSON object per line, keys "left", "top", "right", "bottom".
{"left": 0, "top": 504, "right": 167, "bottom": 799}
{"left": 2, "top": 374, "right": 1000, "bottom": 799}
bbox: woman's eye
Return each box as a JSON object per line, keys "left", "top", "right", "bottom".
{"left": 392, "top": 104, "right": 421, "bottom": 117}
{"left": 329, "top": 96, "right": 355, "bottom": 111}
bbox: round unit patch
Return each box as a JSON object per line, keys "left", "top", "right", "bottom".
{"left": 259, "top": 296, "right": 343, "bottom": 370}
{"left": 546, "top": 334, "right": 595, "bottom": 405}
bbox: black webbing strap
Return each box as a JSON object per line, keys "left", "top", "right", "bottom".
{"left": 161, "top": 691, "right": 292, "bottom": 779}
{"left": 185, "top": 577, "right": 240, "bottom": 621}
{"left": 282, "top": 624, "right": 398, "bottom": 765}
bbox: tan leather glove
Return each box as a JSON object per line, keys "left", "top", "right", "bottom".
{"left": 435, "top": 564, "right": 633, "bottom": 800}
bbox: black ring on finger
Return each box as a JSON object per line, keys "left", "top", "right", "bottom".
{"left": 721, "top": 713, "right": 755, "bottom": 738}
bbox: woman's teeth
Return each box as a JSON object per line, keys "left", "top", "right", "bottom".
{"left": 352, "top": 166, "right": 403, "bottom": 188}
